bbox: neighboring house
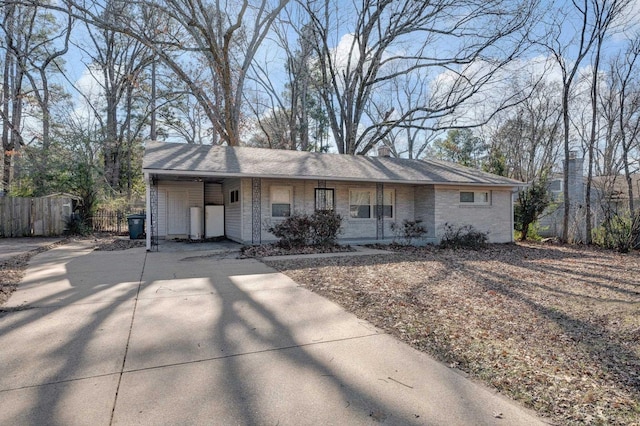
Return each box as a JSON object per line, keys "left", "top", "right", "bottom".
{"left": 538, "top": 152, "right": 640, "bottom": 241}
{"left": 538, "top": 152, "right": 586, "bottom": 240}
{"left": 142, "top": 141, "right": 523, "bottom": 250}
{"left": 591, "top": 174, "right": 640, "bottom": 216}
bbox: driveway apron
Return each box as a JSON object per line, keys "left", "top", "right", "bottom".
{"left": 0, "top": 243, "right": 546, "bottom": 425}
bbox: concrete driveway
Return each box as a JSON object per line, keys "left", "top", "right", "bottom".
{"left": 0, "top": 237, "right": 63, "bottom": 262}
{"left": 0, "top": 242, "right": 546, "bottom": 425}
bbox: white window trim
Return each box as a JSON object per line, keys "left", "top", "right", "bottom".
{"left": 271, "top": 185, "right": 293, "bottom": 218}
{"left": 459, "top": 190, "right": 491, "bottom": 206}
{"left": 349, "top": 188, "right": 395, "bottom": 219}
{"left": 349, "top": 189, "right": 374, "bottom": 220}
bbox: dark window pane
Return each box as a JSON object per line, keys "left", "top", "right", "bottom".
{"left": 373, "top": 205, "right": 393, "bottom": 218}
{"left": 460, "top": 192, "right": 474, "bottom": 203}
{"left": 272, "top": 204, "right": 291, "bottom": 217}
{"left": 350, "top": 205, "right": 370, "bottom": 218}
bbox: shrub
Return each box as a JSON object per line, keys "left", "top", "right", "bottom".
{"left": 267, "top": 210, "right": 343, "bottom": 248}
{"left": 309, "top": 210, "right": 343, "bottom": 246}
{"left": 592, "top": 212, "right": 640, "bottom": 253}
{"left": 390, "top": 219, "right": 427, "bottom": 245}
{"left": 527, "top": 221, "right": 547, "bottom": 242}
{"left": 514, "top": 179, "right": 551, "bottom": 241}
{"left": 65, "top": 213, "right": 91, "bottom": 236}
{"left": 267, "top": 213, "right": 313, "bottom": 248}
{"left": 439, "top": 223, "right": 488, "bottom": 250}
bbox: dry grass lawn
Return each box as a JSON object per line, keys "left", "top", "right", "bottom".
{"left": 265, "top": 243, "right": 640, "bottom": 426}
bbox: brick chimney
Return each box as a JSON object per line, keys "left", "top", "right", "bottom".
{"left": 566, "top": 150, "right": 585, "bottom": 206}
{"left": 565, "top": 150, "right": 586, "bottom": 241}
{"left": 377, "top": 145, "right": 391, "bottom": 157}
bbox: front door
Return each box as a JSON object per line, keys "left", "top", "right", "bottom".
{"left": 167, "top": 190, "right": 188, "bottom": 235}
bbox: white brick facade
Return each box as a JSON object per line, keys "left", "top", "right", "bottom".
{"left": 224, "top": 179, "right": 515, "bottom": 244}
{"left": 433, "top": 186, "right": 514, "bottom": 243}
{"left": 145, "top": 142, "right": 522, "bottom": 249}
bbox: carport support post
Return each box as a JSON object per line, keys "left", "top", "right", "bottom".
{"left": 145, "top": 172, "right": 151, "bottom": 251}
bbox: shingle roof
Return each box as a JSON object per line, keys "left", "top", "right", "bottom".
{"left": 591, "top": 175, "right": 640, "bottom": 200}
{"left": 143, "top": 141, "right": 523, "bottom": 187}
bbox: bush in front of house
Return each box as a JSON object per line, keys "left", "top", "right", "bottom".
{"left": 268, "top": 210, "right": 343, "bottom": 248}
{"left": 390, "top": 219, "right": 427, "bottom": 245}
{"left": 439, "top": 222, "right": 488, "bottom": 249}
{"left": 267, "top": 213, "right": 313, "bottom": 248}
{"left": 309, "top": 210, "right": 343, "bottom": 246}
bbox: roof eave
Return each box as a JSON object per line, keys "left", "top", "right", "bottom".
{"left": 143, "top": 168, "right": 521, "bottom": 188}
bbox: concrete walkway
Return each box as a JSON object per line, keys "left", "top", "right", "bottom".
{"left": 0, "top": 237, "right": 64, "bottom": 262}
{"left": 0, "top": 243, "right": 547, "bottom": 425}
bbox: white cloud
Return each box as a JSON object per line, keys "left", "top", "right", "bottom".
{"left": 74, "top": 65, "right": 104, "bottom": 106}
{"left": 428, "top": 55, "right": 572, "bottom": 127}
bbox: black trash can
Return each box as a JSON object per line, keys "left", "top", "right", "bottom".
{"left": 127, "top": 214, "right": 146, "bottom": 239}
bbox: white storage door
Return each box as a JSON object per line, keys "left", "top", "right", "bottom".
{"left": 205, "top": 205, "right": 224, "bottom": 238}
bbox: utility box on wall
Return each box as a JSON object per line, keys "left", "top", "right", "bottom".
{"left": 205, "top": 205, "right": 224, "bottom": 238}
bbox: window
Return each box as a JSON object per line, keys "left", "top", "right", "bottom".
{"left": 350, "top": 190, "right": 371, "bottom": 218}
{"left": 271, "top": 186, "right": 292, "bottom": 217}
{"left": 374, "top": 190, "right": 394, "bottom": 218}
{"left": 315, "top": 188, "right": 335, "bottom": 211}
{"left": 349, "top": 189, "right": 394, "bottom": 219}
{"left": 460, "top": 191, "right": 490, "bottom": 205}
{"left": 460, "top": 191, "right": 475, "bottom": 203}
{"left": 549, "top": 179, "right": 562, "bottom": 192}
{"left": 549, "top": 179, "right": 563, "bottom": 201}
{"left": 229, "top": 189, "right": 239, "bottom": 204}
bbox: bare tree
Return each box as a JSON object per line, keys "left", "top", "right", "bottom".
{"left": 547, "top": 2, "right": 599, "bottom": 242}
{"left": 139, "top": 0, "right": 288, "bottom": 146}
{"left": 0, "top": 1, "right": 28, "bottom": 194}
{"left": 546, "top": 0, "right": 632, "bottom": 242}
{"left": 584, "top": 0, "right": 631, "bottom": 244}
{"left": 612, "top": 38, "right": 640, "bottom": 212}
{"left": 9, "top": 4, "right": 73, "bottom": 194}
{"left": 247, "top": 7, "right": 328, "bottom": 152}
{"left": 246, "top": 107, "right": 292, "bottom": 149}
{"left": 301, "top": 0, "right": 538, "bottom": 155}
{"left": 488, "top": 80, "right": 563, "bottom": 182}
{"left": 77, "top": 0, "right": 155, "bottom": 195}
{"left": 367, "top": 70, "right": 438, "bottom": 159}
{"left": 27, "top": 0, "right": 288, "bottom": 147}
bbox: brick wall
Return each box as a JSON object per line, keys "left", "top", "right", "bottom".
{"left": 232, "top": 178, "right": 515, "bottom": 245}
{"left": 433, "top": 186, "right": 514, "bottom": 243}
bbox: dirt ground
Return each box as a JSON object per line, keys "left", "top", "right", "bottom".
{"left": 265, "top": 243, "right": 640, "bottom": 426}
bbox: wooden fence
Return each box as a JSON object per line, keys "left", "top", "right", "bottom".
{"left": 0, "top": 196, "right": 74, "bottom": 237}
